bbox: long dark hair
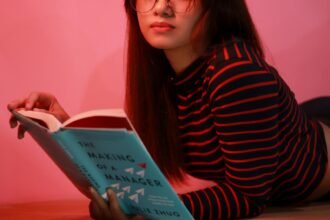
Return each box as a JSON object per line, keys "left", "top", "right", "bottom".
{"left": 124, "top": 0, "right": 264, "bottom": 181}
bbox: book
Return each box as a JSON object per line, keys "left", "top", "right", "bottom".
{"left": 12, "top": 109, "right": 194, "bottom": 220}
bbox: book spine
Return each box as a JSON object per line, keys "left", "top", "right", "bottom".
{"left": 129, "top": 132, "right": 195, "bottom": 220}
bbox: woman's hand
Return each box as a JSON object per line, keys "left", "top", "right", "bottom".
{"left": 7, "top": 91, "right": 70, "bottom": 139}
{"left": 89, "top": 187, "right": 145, "bottom": 220}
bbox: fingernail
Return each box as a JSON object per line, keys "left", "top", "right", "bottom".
{"left": 107, "top": 188, "right": 114, "bottom": 193}
{"left": 89, "top": 187, "right": 95, "bottom": 194}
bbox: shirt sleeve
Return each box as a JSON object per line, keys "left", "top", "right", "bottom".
{"left": 179, "top": 55, "right": 281, "bottom": 219}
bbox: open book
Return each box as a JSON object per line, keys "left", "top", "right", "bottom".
{"left": 12, "top": 109, "right": 193, "bottom": 220}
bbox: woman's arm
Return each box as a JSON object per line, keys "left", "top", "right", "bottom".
{"left": 179, "top": 51, "right": 280, "bottom": 219}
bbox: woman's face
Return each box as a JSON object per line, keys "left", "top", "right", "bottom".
{"left": 135, "top": 0, "right": 203, "bottom": 50}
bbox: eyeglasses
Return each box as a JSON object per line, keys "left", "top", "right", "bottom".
{"left": 130, "top": 0, "right": 193, "bottom": 14}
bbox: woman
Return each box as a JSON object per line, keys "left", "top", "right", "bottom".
{"left": 8, "top": 0, "right": 330, "bottom": 219}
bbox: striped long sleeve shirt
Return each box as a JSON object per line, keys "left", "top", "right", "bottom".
{"left": 171, "top": 38, "right": 328, "bottom": 219}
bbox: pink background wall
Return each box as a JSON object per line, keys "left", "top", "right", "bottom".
{"left": 0, "top": 0, "right": 329, "bottom": 205}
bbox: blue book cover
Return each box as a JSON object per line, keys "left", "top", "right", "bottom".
{"left": 12, "top": 109, "right": 194, "bottom": 220}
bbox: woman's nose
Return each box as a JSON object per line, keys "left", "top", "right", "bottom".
{"left": 153, "top": 0, "right": 174, "bottom": 17}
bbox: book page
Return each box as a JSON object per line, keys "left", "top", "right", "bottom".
{"left": 15, "top": 109, "right": 62, "bottom": 132}
{"left": 15, "top": 109, "right": 132, "bottom": 132}
{"left": 63, "top": 109, "right": 133, "bottom": 131}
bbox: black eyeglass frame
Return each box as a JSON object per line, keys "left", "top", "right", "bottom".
{"left": 129, "top": 0, "right": 193, "bottom": 14}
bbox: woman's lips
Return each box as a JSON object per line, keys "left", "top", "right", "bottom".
{"left": 150, "top": 22, "right": 175, "bottom": 32}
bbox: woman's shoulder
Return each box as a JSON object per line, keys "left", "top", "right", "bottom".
{"left": 202, "top": 37, "right": 271, "bottom": 76}
{"left": 205, "top": 37, "right": 264, "bottom": 66}
{"left": 202, "top": 37, "right": 279, "bottom": 98}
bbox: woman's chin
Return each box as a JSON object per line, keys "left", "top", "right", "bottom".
{"left": 149, "top": 43, "right": 173, "bottom": 50}
{"left": 147, "top": 40, "right": 181, "bottom": 50}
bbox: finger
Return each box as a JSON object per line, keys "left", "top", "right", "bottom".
{"left": 28, "top": 92, "right": 55, "bottom": 110}
{"left": 18, "top": 125, "right": 26, "bottom": 139}
{"left": 107, "top": 189, "right": 126, "bottom": 219}
{"left": 25, "top": 92, "right": 41, "bottom": 110}
{"left": 107, "top": 189, "right": 120, "bottom": 211}
{"left": 89, "top": 201, "right": 97, "bottom": 219}
{"left": 7, "top": 98, "right": 26, "bottom": 111}
{"left": 89, "top": 200, "right": 105, "bottom": 220}
{"left": 89, "top": 187, "right": 112, "bottom": 218}
{"left": 9, "top": 116, "right": 18, "bottom": 128}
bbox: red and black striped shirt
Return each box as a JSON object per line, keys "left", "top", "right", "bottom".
{"left": 171, "top": 38, "right": 328, "bottom": 219}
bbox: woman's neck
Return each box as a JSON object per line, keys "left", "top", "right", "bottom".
{"left": 164, "top": 44, "right": 204, "bottom": 75}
